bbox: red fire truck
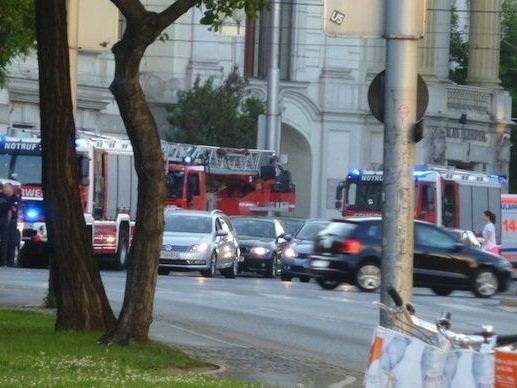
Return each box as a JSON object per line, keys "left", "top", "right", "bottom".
{"left": 0, "top": 136, "right": 134, "bottom": 268}
{"left": 161, "top": 142, "right": 296, "bottom": 215}
{"left": 0, "top": 136, "right": 295, "bottom": 268}
{"left": 335, "top": 166, "right": 504, "bottom": 240}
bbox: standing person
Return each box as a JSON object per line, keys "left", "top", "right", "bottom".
{"left": 2, "top": 183, "right": 20, "bottom": 267}
{"left": 481, "top": 210, "right": 499, "bottom": 255}
{"left": 0, "top": 183, "right": 12, "bottom": 266}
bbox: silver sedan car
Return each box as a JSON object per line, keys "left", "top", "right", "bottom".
{"left": 158, "top": 209, "right": 240, "bottom": 278}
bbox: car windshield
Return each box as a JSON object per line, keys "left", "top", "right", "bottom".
{"left": 232, "top": 219, "right": 276, "bottom": 239}
{"left": 281, "top": 219, "right": 305, "bottom": 236}
{"left": 0, "top": 154, "right": 42, "bottom": 185}
{"left": 296, "top": 222, "right": 328, "bottom": 240}
{"left": 321, "top": 221, "right": 358, "bottom": 238}
{"left": 164, "top": 214, "right": 212, "bottom": 234}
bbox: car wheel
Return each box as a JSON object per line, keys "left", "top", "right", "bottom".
{"left": 223, "top": 259, "right": 238, "bottom": 279}
{"left": 355, "top": 261, "right": 381, "bottom": 292}
{"left": 265, "top": 255, "right": 277, "bottom": 278}
{"left": 431, "top": 287, "right": 453, "bottom": 296}
{"left": 300, "top": 276, "right": 311, "bottom": 283}
{"left": 202, "top": 253, "right": 217, "bottom": 278}
{"left": 158, "top": 267, "right": 170, "bottom": 276}
{"left": 280, "top": 273, "right": 293, "bottom": 282}
{"left": 472, "top": 268, "right": 498, "bottom": 298}
{"left": 114, "top": 228, "right": 129, "bottom": 270}
{"left": 317, "top": 278, "right": 341, "bottom": 290}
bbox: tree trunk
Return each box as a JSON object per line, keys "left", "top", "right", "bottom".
{"left": 35, "top": 0, "right": 116, "bottom": 331}
{"left": 100, "top": 19, "right": 166, "bottom": 344}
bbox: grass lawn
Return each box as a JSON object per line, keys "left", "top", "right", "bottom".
{"left": 0, "top": 309, "right": 251, "bottom": 387}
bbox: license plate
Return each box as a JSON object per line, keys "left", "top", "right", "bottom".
{"left": 311, "top": 260, "right": 329, "bottom": 268}
{"left": 160, "top": 251, "right": 178, "bottom": 259}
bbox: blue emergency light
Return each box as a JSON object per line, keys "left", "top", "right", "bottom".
{"left": 24, "top": 208, "right": 40, "bottom": 222}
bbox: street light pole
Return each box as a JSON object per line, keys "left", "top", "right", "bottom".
{"left": 266, "top": 0, "right": 281, "bottom": 154}
{"left": 380, "top": 0, "right": 423, "bottom": 328}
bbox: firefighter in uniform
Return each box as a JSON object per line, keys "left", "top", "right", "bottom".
{"left": 0, "top": 183, "right": 12, "bottom": 266}
{"left": 2, "top": 183, "right": 19, "bottom": 267}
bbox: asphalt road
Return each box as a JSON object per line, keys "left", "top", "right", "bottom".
{"left": 1, "top": 268, "right": 516, "bottom": 387}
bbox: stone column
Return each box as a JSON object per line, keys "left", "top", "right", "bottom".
{"left": 419, "top": 0, "right": 437, "bottom": 78}
{"left": 466, "top": 0, "right": 503, "bottom": 88}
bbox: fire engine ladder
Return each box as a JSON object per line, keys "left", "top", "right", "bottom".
{"left": 161, "top": 142, "right": 276, "bottom": 176}
{"left": 422, "top": 164, "right": 500, "bottom": 183}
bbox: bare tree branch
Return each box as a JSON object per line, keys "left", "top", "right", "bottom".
{"left": 157, "top": 0, "right": 197, "bottom": 31}
{"left": 110, "top": 0, "right": 146, "bottom": 22}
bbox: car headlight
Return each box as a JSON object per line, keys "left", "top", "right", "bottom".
{"left": 283, "top": 248, "right": 298, "bottom": 258}
{"left": 251, "top": 246, "right": 270, "bottom": 256}
{"left": 190, "top": 242, "right": 209, "bottom": 253}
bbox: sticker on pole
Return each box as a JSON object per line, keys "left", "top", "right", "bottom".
{"left": 324, "top": 0, "right": 384, "bottom": 38}
{"left": 323, "top": 0, "right": 426, "bottom": 38}
{"left": 397, "top": 105, "right": 410, "bottom": 119}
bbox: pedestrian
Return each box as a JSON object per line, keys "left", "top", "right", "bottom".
{"left": 0, "top": 183, "right": 12, "bottom": 266}
{"left": 481, "top": 210, "right": 499, "bottom": 255}
{"left": 2, "top": 183, "right": 19, "bottom": 267}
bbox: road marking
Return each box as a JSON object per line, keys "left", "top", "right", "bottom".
{"left": 259, "top": 293, "right": 295, "bottom": 300}
{"left": 258, "top": 306, "right": 282, "bottom": 314}
{"left": 500, "top": 306, "right": 517, "bottom": 313}
{"left": 153, "top": 321, "right": 248, "bottom": 348}
{"left": 319, "top": 296, "right": 355, "bottom": 303}
{"left": 439, "top": 303, "right": 481, "bottom": 312}
{"left": 328, "top": 375, "right": 358, "bottom": 387}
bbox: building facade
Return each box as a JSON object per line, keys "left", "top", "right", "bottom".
{"left": 0, "top": 0, "right": 513, "bottom": 218}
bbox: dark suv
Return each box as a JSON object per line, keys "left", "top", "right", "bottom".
{"left": 310, "top": 218, "right": 513, "bottom": 298}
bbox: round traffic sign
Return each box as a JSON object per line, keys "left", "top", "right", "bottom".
{"left": 367, "top": 70, "right": 429, "bottom": 123}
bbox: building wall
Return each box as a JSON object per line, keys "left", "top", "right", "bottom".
{"left": 0, "top": 0, "right": 512, "bottom": 218}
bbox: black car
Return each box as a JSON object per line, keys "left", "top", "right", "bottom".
{"left": 310, "top": 218, "right": 513, "bottom": 298}
{"left": 231, "top": 216, "right": 290, "bottom": 277}
{"left": 280, "top": 219, "right": 329, "bottom": 282}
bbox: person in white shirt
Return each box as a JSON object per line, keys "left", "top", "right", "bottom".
{"left": 481, "top": 210, "right": 498, "bottom": 254}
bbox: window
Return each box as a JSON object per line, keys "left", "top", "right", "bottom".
{"left": 365, "top": 224, "right": 381, "bottom": 240}
{"left": 322, "top": 222, "right": 358, "bottom": 238}
{"left": 442, "top": 182, "right": 457, "bottom": 227}
{"left": 166, "top": 171, "right": 185, "bottom": 199}
{"left": 187, "top": 173, "right": 200, "bottom": 196}
{"left": 164, "top": 215, "right": 212, "bottom": 234}
{"left": 346, "top": 182, "right": 383, "bottom": 211}
{"left": 232, "top": 219, "right": 276, "bottom": 238}
{"left": 415, "top": 224, "right": 456, "bottom": 249}
{"left": 0, "top": 154, "right": 42, "bottom": 185}
{"left": 421, "top": 184, "right": 435, "bottom": 211}
{"left": 244, "top": 3, "right": 293, "bottom": 80}
{"left": 295, "top": 222, "right": 328, "bottom": 240}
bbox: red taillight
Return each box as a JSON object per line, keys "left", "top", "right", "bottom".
{"left": 339, "top": 240, "right": 362, "bottom": 254}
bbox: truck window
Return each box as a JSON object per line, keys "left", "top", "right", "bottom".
{"left": 443, "top": 182, "right": 457, "bottom": 228}
{"left": 188, "top": 173, "right": 200, "bottom": 196}
{"left": 422, "top": 183, "right": 435, "bottom": 211}
{"left": 346, "top": 182, "right": 382, "bottom": 211}
{"left": 92, "top": 150, "right": 104, "bottom": 219}
{"left": 166, "top": 171, "right": 185, "bottom": 199}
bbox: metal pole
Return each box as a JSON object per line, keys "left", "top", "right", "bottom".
{"left": 380, "top": 0, "right": 423, "bottom": 328}
{"left": 266, "top": 0, "right": 281, "bottom": 154}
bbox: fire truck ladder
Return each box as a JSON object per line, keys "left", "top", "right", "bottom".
{"left": 161, "top": 142, "right": 276, "bottom": 176}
